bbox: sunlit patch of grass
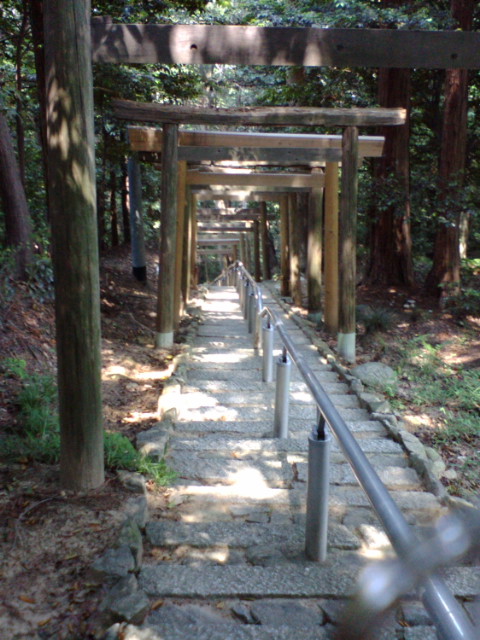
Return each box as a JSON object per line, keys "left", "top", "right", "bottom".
{"left": 381, "top": 336, "right": 480, "bottom": 499}
{"left": 1, "top": 357, "right": 176, "bottom": 487}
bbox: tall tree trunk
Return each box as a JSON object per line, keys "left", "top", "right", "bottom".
{"left": 121, "top": 160, "right": 131, "bottom": 244}
{"left": 15, "top": 0, "right": 29, "bottom": 185}
{"left": 367, "top": 67, "right": 414, "bottom": 287}
{"left": 45, "top": 0, "right": 104, "bottom": 491}
{"left": 0, "top": 110, "right": 32, "bottom": 278}
{"left": 110, "top": 167, "right": 119, "bottom": 247}
{"left": 29, "top": 0, "right": 49, "bottom": 216}
{"left": 97, "top": 120, "right": 107, "bottom": 250}
{"left": 426, "top": 0, "right": 473, "bottom": 297}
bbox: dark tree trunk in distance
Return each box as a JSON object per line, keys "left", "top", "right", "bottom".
{"left": 29, "top": 0, "right": 49, "bottom": 215}
{"left": 367, "top": 67, "right": 414, "bottom": 287}
{"left": 0, "top": 111, "right": 32, "bottom": 278}
{"left": 426, "top": 0, "right": 473, "bottom": 297}
{"left": 110, "top": 168, "right": 119, "bottom": 247}
{"left": 15, "top": 1, "right": 29, "bottom": 185}
{"left": 121, "top": 161, "right": 131, "bottom": 244}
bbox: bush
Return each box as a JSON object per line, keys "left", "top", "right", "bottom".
{"left": 357, "top": 304, "right": 394, "bottom": 334}
{"left": 1, "top": 358, "right": 175, "bottom": 485}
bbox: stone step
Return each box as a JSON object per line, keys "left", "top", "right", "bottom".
{"left": 186, "top": 367, "right": 340, "bottom": 384}
{"left": 145, "top": 521, "right": 360, "bottom": 553}
{"left": 173, "top": 391, "right": 358, "bottom": 414}
{"left": 166, "top": 453, "right": 420, "bottom": 491}
{"left": 197, "top": 327, "right": 250, "bottom": 338}
{"left": 168, "top": 435, "right": 403, "bottom": 456}
{"left": 175, "top": 403, "right": 362, "bottom": 423}
{"left": 172, "top": 417, "right": 384, "bottom": 438}
{"left": 111, "top": 616, "right": 331, "bottom": 640}
{"left": 138, "top": 558, "right": 362, "bottom": 599}
{"left": 164, "top": 484, "right": 444, "bottom": 523}
{"left": 182, "top": 385, "right": 348, "bottom": 403}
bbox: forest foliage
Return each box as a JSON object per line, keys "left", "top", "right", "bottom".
{"left": 1, "top": 0, "right": 480, "bottom": 303}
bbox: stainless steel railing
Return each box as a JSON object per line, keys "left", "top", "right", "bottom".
{"left": 216, "top": 261, "right": 477, "bottom": 640}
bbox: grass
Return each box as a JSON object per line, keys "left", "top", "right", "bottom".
{"left": 386, "top": 336, "right": 480, "bottom": 498}
{"left": 1, "top": 357, "right": 176, "bottom": 486}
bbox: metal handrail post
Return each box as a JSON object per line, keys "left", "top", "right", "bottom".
{"left": 254, "top": 292, "right": 264, "bottom": 351}
{"left": 274, "top": 348, "right": 291, "bottom": 438}
{"left": 243, "top": 280, "right": 250, "bottom": 319}
{"left": 305, "top": 417, "right": 332, "bottom": 562}
{"left": 239, "top": 275, "right": 245, "bottom": 307}
{"left": 248, "top": 291, "right": 256, "bottom": 334}
{"left": 262, "top": 320, "right": 274, "bottom": 382}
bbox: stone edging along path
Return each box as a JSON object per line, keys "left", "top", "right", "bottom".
{"left": 88, "top": 282, "right": 477, "bottom": 639}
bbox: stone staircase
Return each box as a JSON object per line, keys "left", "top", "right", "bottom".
{"left": 105, "top": 285, "right": 478, "bottom": 640}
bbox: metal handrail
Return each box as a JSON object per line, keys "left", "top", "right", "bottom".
{"left": 217, "top": 261, "right": 477, "bottom": 640}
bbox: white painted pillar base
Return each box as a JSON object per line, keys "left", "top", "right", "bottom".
{"left": 337, "top": 332, "right": 356, "bottom": 364}
{"left": 155, "top": 331, "right": 174, "bottom": 349}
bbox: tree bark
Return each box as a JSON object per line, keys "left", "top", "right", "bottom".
{"left": 0, "top": 110, "right": 32, "bottom": 278}
{"left": 45, "top": 0, "right": 104, "bottom": 491}
{"left": 426, "top": 0, "right": 473, "bottom": 296}
{"left": 15, "top": 0, "right": 29, "bottom": 185}
{"left": 110, "top": 167, "right": 119, "bottom": 247}
{"left": 367, "top": 67, "right": 414, "bottom": 287}
{"left": 121, "top": 160, "right": 131, "bottom": 244}
{"left": 29, "top": 0, "right": 49, "bottom": 215}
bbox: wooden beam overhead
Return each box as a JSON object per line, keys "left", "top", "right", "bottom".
{"left": 196, "top": 207, "right": 261, "bottom": 215}
{"left": 198, "top": 225, "right": 253, "bottom": 233}
{"left": 193, "top": 189, "right": 308, "bottom": 200}
{"left": 197, "top": 249, "right": 235, "bottom": 255}
{"left": 128, "top": 127, "right": 384, "bottom": 157}
{"left": 197, "top": 212, "right": 276, "bottom": 221}
{"left": 179, "top": 146, "right": 342, "bottom": 165}
{"left": 198, "top": 237, "right": 241, "bottom": 244}
{"left": 92, "top": 23, "right": 480, "bottom": 70}
{"left": 186, "top": 170, "right": 324, "bottom": 189}
{"left": 115, "top": 100, "right": 406, "bottom": 127}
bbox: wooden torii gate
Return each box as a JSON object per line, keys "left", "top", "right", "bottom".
{"left": 126, "top": 125, "right": 387, "bottom": 351}
{"left": 117, "top": 102, "right": 403, "bottom": 358}
{"left": 45, "top": 7, "right": 480, "bottom": 490}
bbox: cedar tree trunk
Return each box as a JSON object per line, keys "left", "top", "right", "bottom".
{"left": 426, "top": 0, "right": 473, "bottom": 296}
{"left": 0, "top": 110, "right": 32, "bottom": 278}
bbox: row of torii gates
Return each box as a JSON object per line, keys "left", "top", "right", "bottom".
{"left": 45, "top": 9, "right": 480, "bottom": 490}
{"left": 119, "top": 108, "right": 402, "bottom": 363}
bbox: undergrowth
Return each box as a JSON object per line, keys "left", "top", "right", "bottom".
{"left": 387, "top": 334, "right": 480, "bottom": 498}
{"left": 1, "top": 357, "right": 176, "bottom": 486}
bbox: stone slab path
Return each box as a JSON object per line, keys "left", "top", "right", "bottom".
{"left": 106, "top": 285, "right": 479, "bottom": 640}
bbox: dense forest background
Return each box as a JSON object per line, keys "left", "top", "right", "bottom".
{"left": 1, "top": 6, "right": 480, "bottom": 633}
{"left": 1, "top": 0, "right": 480, "bottom": 307}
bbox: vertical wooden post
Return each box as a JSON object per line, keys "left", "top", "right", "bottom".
{"left": 204, "top": 254, "right": 209, "bottom": 282}
{"left": 182, "top": 187, "right": 193, "bottom": 304}
{"left": 246, "top": 233, "right": 253, "bottom": 272}
{"left": 190, "top": 192, "right": 198, "bottom": 288}
{"left": 127, "top": 155, "right": 147, "bottom": 282}
{"left": 240, "top": 232, "right": 247, "bottom": 265}
{"left": 338, "top": 128, "right": 359, "bottom": 363}
{"left": 254, "top": 219, "right": 261, "bottom": 281}
{"left": 174, "top": 160, "right": 187, "bottom": 327}
{"left": 280, "top": 194, "right": 290, "bottom": 296}
{"left": 44, "top": 0, "right": 104, "bottom": 490}
{"left": 324, "top": 162, "right": 339, "bottom": 334}
{"left": 260, "top": 201, "right": 271, "bottom": 280}
{"left": 289, "top": 193, "right": 302, "bottom": 306}
{"left": 156, "top": 123, "right": 178, "bottom": 349}
{"left": 307, "top": 173, "right": 323, "bottom": 312}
